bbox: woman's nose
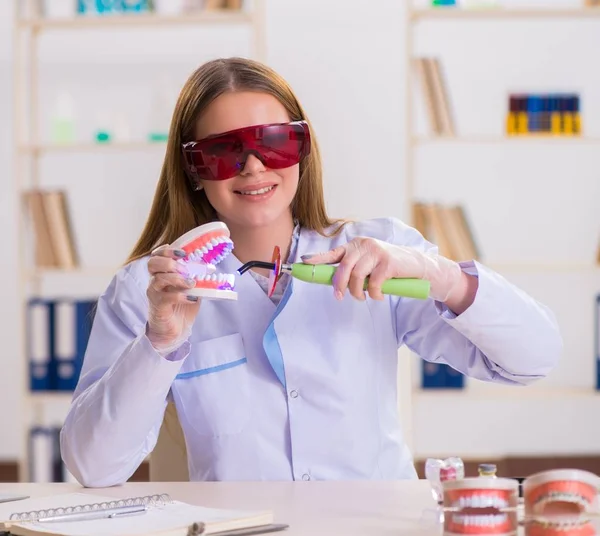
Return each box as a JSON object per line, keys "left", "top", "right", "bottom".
{"left": 240, "top": 153, "right": 266, "bottom": 176}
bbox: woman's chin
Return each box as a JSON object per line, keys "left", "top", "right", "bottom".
{"left": 224, "top": 206, "right": 293, "bottom": 230}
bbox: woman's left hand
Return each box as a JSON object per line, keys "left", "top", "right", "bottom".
{"left": 301, "top": 237, "right": 475, "bottom": 309}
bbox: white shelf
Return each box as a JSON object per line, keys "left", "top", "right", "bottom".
{"left": 411, "top": 7, "right": 600, "bottom": 20}
{"left": 28, "top": 392, "right": 73, "bottom": 403}
{"left": 26, "top": 267, "right": 119, "bottom": 278}
{"left": 413, "top": 386, "right": 600, "bottom": 457}
{"left": 414, "top": 135, "right": 600, "bottom": 145}
{"left": 18, "top": 10, "right": 253, "bottom": 31}
{"left": 415, "top": 386, "right": 600, "bottom": 399}
{"left": 405, "top": 4, "right": 600, "bottom": 460}
{"left": 13, "top": 0, "right": 267, "bottom": 482}
{"left": 487, "top": 263, "right": 599, "bottom": 273}
{"left": 18, "top": 141, "right": 167, "bottom": 154}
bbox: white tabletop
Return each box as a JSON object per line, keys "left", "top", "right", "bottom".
{"left": 0, "top": 480, "right": 442, "bottom": 535}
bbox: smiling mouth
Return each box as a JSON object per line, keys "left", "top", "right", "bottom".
{"left": 234, "top": 185, "right": 276, "bottom": 196}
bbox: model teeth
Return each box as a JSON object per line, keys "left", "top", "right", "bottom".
{"left": 239, "top": 186, "right": 274, "bottom": 196}
{"left": 451, "top": 514, "right": 508, "bottom": 526}
{"left": 454, "top": 495, "right": 509, "bottom": 509}
{"left": 197, "top": 273, "right": 235, "bottom": 285}
{"left": 185, "top": 236, "right": 233, "bottom": 263}
{"left": 534, "top": 492, "right": 589, "bottom": 506}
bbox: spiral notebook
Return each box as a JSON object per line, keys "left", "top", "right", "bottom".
{"left": 0, "top": 492, "right": 276, "bottom": 536}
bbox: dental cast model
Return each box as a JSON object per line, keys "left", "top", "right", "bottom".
{"left": 442, "top": 477, "right": 520, "bottom": 535}
{"left": 523, "top": 469, "right": 600, "bottom": 536}
{"left": 170, "top": 221, "right": 237, "bottom": 301}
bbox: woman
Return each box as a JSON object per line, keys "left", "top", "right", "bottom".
{"left": 60, "top": 57, "right": 562, "bottom": 487}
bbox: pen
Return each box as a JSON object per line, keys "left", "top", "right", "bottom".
{"left": 187, "top": 523, "right": 289, "bottom": 535}
{"left": 36, "top": 504, "right": 147, "bottom": 523}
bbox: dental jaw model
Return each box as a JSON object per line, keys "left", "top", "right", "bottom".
{"left": 170, "top": 222, "right": 237, "bottom": 300}
{"left": 523, "top": 469, "right": 600, "bottom": 536}
{"left": 442, "top": 477, "right": 520, "bottom": 536}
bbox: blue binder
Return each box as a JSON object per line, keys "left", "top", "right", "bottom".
{"left": 28, "top": 426, "right": 65, "bottom": 483}
{"left": 52, "top": 299, "right": 97, "bottom": 391}
{"left": 594, "top": 294, "right": 600, "bottom": 391}
{"left": 421, "top": 362, "right": 464, "bottom": 389}
{"left": 27, "top": 298, "right": 97, "bottom": 392}
{"left": 27, "top": 299, "right": 55, "bottom": 391}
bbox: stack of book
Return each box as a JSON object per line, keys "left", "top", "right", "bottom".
{"left": 412, "top": 202, "right": 479, "bottom": 262}
{"left": 506, "top": 93, "right": 581, "bottom": 136}
{"left": 23, "top": 189, "right": 78, "bottom": 270}
{"left": 413, "top": 57, "right": 455, "bottom": 137}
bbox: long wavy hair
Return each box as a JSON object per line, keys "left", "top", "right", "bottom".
{"left": 125, "top": 57, "right": 345, "bottom": 264}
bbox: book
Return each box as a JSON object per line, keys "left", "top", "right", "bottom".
{"left": 23, "top": 189, "right": 79, "bottom": 270}
{"left": 0, "top": 493, "right": 276, "bottom": 536}
{"left": 412, "top": 202, "right": 479, "bottom": 262}
{"left": 506, "top": 93, "right": 581, "bottom": 137}
{"left": 413, "top": 57, "right": 455, "bottom": 137}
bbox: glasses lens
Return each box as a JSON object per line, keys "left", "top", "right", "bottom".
{"left": 183, "top": 122, "right": 308, "bottom": 182}
{"left": 255, "top": 124, "right": 306, "bottom": 169}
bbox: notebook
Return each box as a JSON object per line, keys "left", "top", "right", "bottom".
{"left": 0, "top": 492, "right": 276, "bottom": 536}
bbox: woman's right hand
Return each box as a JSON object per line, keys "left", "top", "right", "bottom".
{"left": 145, "top": 245, "right": 203, "bottom": 354}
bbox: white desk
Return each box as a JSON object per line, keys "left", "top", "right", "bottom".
{"left": 0, "top": 480, "right": 441, "bottom": 535}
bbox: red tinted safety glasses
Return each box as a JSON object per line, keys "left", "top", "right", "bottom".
{"left": 181, "top": 121, "right": 311, "bottom": 187}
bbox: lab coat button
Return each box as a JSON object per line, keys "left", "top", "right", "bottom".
{"left": 289, "top": 389, "right": 299, "bottom": 399}
{"left": 302, "top": 473, "right": 311, "bottom": 481}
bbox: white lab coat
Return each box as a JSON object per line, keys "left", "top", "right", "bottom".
{"left": 60, "top": 217, "right": 562, "bottom": 487}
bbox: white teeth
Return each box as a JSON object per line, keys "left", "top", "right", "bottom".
{"left": 534, "top": 492, "right": 588, "bottom": 514}
{"left": 238, "top": 185, "right": 274, "bottom": 196}
{"left": 452, "top": 514, "right": 508, "bottom": 526}
{"left": 196, "top": 273, "right": 235, "bottom": 286}
{"left": 454, "top": 495, "right": 508, "bottom": 509}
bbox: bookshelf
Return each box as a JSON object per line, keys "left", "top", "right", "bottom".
{"left": 404, "top": 1, "right": 600, "bottom": 458}
{"left": 12, "top": 0, "right": 266, "bottom": 483}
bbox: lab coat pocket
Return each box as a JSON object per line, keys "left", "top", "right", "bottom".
{"left": 172, "top": 332, "right": 249, "bottom": 437}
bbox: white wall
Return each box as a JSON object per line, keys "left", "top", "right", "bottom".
{"left": 0, "top": 0, "right": 598, "bottom": 465}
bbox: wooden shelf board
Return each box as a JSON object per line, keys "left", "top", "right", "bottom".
{"left": 411, "top": 7, "right": 600, "bottom": 20}
{"left": 18, "top": 10, "right": 253, "bottom": 30}
{"left": 18, "top": 141, "right": 167, "bottom": 153}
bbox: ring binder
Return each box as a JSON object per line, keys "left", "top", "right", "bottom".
{"left": 8, "top": 494, "right": 172, "bottom": 522}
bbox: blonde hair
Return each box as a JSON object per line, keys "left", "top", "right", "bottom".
{"left": 126, "top": 57, "right": 345, "bottom": 265}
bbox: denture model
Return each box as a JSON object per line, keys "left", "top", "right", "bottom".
{"left": 170, "top": 221, "right": 237, "bottom": 301}
{"left": 442, "top": 477, "right": 520, "bottom": 535}
{"left": 522, "top": 469, "right": 600, "bottom": 536}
